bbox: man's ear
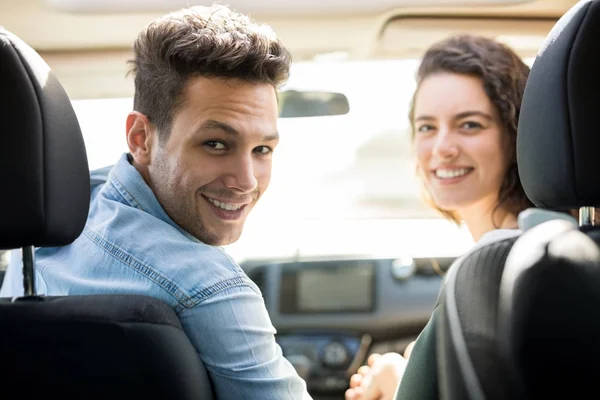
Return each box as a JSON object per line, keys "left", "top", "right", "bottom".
{"left": 126, "top": 111, "right": 155, "bottom": 166}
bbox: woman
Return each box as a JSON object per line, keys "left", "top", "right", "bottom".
{"left": 345, "top": 34, "right": 532, "bottom": 400}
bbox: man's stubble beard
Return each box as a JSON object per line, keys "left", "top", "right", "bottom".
{"left": 150, "top": 153, "right": 220, "bottom": 245}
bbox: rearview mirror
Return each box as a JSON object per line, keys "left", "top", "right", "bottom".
{"left": 278, "top": 90, "right": 350, "bottom": 118}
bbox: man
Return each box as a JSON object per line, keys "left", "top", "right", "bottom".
{"left": 1, "top": 4, "right": 311, "bottom": 399}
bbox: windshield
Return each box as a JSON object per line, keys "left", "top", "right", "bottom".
{"left": 73, "top": 59, "right": 433, "bottom": 220}
{"left": 73, "top": 56, "right": 534, "bottom": 221}
{"left": 75, "top": 58, "right": 541, "bottom": 259}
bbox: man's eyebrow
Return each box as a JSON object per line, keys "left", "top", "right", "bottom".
{"left": 200, "top": 119, "right": 239, "bottom": 136}
{"left": 414, "top": 115, "right": 435, "bottom": 122}
{"left": 263, "top": 133, "right": 279, "bottom": 142}
{"left": 199, "top": 119, "right": 279, "bottom": 142}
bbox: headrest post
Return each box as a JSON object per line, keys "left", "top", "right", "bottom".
{"left": 579, "top": 207, "right": 596, "bottom": 227}
{"left": 21, "top": 245, "right": 36, "bottom": 296}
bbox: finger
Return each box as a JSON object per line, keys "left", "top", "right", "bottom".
{"left": 345, "top": 386, "right": 365, "bottom": 400}
{"left": 349, "top": 373, "right": 363, "bottom": 388}
{"left": 357, "top": 365, "right": 371, "bottom": 376}
{"left": 345, "top": 388, "right": 358, "bottom": 400}
{"left": 367, "top": 353, "right": 382, "bottom": 367}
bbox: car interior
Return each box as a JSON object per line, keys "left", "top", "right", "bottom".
{"left": 0, "top": 0, "right": 594, "bottom": 399}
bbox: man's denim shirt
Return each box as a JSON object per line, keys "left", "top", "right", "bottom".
{"left": 1, "top": 153, "right": 311, "bottom": 400}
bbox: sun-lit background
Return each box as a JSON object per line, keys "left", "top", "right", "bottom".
{"left": 70, "top": 59, "right": 479, "bottom": 263}
{"left": 0, "top": 0, "right": 558, "bottom": 270}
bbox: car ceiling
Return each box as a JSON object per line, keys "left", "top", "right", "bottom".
{"left": 0, "top": 0, "right": 579, "bottom": 99}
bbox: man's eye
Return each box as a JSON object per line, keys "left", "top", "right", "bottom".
{"left": 254, "top": 146, "right": 272, "bottom": 155}
{"left": 205, "top": 141, "right": 227, "bottom": 150}
{"left": 417, "top": 125, "right": 434, "bottom": 133}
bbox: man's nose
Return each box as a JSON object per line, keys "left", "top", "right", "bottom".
{"left": 223, "top": 154, "right": 258, "bottom": 193}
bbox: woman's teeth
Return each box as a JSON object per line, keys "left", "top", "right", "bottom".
{"left": 435, "top": 168, "right": 472, "bottom": 179}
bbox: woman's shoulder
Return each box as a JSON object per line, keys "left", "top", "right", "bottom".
{"left": 476, "top": 228, "right": 522, "bottom": 247}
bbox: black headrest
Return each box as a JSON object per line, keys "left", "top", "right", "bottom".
{"left": 517, "top": 0, "right": 600, "bottom": 209}
{"left": 0, "top": 28, "right": 90, "bottom": 250}
{"left": 499, "top": 220, "right": 600, "bottom": 399}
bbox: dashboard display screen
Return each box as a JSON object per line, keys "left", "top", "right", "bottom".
{"left": 279, "top": 261, "right": 375, "bottom": 314}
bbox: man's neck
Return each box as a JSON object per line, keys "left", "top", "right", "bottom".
{"left": 128, "top": 153, "right": 152, "bottom": 187}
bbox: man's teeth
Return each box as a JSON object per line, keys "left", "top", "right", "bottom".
{"left": 435, "top": 168, "right": 472, "bottom": 179}
{"left": 207, "top": 198, "right": 243, "bottom": 211}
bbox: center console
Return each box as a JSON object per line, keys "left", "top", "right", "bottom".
{"left": 278, "top": 331, "right": 371, "bottom": 393}
{"left": 244, "top": 255, "right": 453, "bottom": 395}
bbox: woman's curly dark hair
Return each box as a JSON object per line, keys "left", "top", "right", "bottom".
{"left": 409, "top": 34, "right": 534, "bottom": 224}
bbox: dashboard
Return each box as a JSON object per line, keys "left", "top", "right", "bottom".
{"left": 242, "top": 255, "right": 456, "bottom": 397}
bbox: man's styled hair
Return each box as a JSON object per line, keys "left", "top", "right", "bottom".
{"left": 128, "top": 4, "right": 292, "bottom": 139}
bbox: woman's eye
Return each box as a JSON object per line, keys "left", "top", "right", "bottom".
{"left": 417, "top": 125, "right": 434, "bottom": 133}
{"left": 205, "top": 141, "right": 227, "bottom": 150}
{"left": 461, "top": 121, "right": 483, "bottom": 130}
{"left": 254, "top": 146, "right": 272, "bottom": 155}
